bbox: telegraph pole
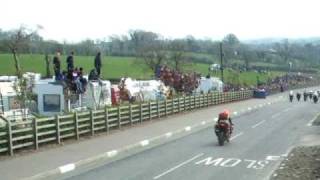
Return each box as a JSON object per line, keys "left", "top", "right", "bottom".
{"left": 219, "top": 42, "right": 224, "bottom": 82}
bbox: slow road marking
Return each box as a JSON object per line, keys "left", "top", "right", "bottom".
{"left": 252, "top": 120, "right": 266, "bottom": 128}
{"left": 153, "top": 153, "right": 204, "bottom": 179}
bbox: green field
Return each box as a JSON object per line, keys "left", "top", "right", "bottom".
{"left": 0, "top": 53, "right": 282, "bottom": 85}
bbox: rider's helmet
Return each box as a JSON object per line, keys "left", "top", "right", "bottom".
{"left": 219, "top": 109, "right": 230, "bottom": 120}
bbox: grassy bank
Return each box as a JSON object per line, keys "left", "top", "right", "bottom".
{"left": 0, "top": 53, "right": 283, "bottom": 85}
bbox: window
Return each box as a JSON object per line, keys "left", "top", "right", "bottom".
{"left": 43, "top": 94, "right": 60, "bottom": 112}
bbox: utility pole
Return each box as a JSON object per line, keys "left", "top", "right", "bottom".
{"left": 219, "top": 42, "right": 224, "bottom": 82}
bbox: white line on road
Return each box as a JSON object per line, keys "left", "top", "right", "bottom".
{"left": 140, "top": 140, "right": 150, "bottom": 146}
{"left": 201, "top": 121, "right": 206, "bottom": 125}
{"left": 233, "top": 111, "right": 238, "bottom": 116}
{"left": 271, "top": 113, "right": 281, "bottom": 119}
{"left": 185, "top": 126, "right": 191, "bottom": 131}
{"left": 59, "top": 163, "right": 75, "bottom": 174}
{"left": 165, "top": 132, "right": 173, "bottom": 138}
{"left": 153, "top": 153, "right": 204, "bottom": 179}
{"left": 251, "top": 120, "right": 266, "bottom": 128}
{"left": 107, "top": 150, "right": 118, "bottom": 157}
{"left": 283, "top": 108, "right": 291, "bottom": 112}
{"left": 230, "top": 132, "right": 244, "bottom": 140}
{"left": 307, "top": 113, "right": 320, "bottom": 126}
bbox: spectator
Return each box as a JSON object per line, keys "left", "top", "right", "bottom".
{"left": 53, "top": 51, "right": 61, "bottom": 80}
{"left": 66, "top": 51, "right": 74, "bottom": 71}
{"left": 94, "top": 52, "right": 102, "bottom": 76}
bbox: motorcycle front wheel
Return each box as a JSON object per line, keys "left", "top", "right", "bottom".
{"left": 217, "top": 132, "right": 225, "bottom": 146}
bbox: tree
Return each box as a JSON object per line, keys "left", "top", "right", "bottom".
{"left": 222, "top": 33, "right": 240, "bottom": 66}
{"left": 170, "top": 39, "right": 188, "bottom": 71}
{"left": 3, "top": 26, "right": 37, "bottom": 77}
{"left": 274, "top": 39, "right": 291, "bottom": 64}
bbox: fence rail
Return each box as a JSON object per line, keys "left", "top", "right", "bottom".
{"left": 0, "top": 90, "right": 253, "bottom": 156}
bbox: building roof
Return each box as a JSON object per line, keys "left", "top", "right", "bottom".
{"left": 0, "top": 82, "right": 16, "bottom": 96}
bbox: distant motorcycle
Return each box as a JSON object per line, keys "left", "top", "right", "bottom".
{"left": 313, "top": 95, "right": 318, "bottom": 103}
{"left": 296, "top": 93, "right": 301, "bottom": 101}
{"left": 303, "top": 93, "right": 308, "bottom": 101}
{"left": 215, "top": 121, "right": 232, "bottom": 146}
{"left": 289, "top": 95, "right": 293, "bottom": 102}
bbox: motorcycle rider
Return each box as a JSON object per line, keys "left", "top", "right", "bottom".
{"left": 303, "top": 90, "right": 308, "bottom": 101}
{"left": 313, "top": 91, "right": 318, "bottom": 103}
{"left": 216, "top": 110, "right": 234, "bottom": 140}
{"left": 296, "top": 92, "right": 301, "bottom": 101}
{"left": 289, "top": 90, "right": 294, "bottom": 102}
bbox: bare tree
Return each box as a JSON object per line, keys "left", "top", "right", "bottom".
{"left": 170, "top": 40, "right": 188, "bottom": 71}
{"left": 274, "top": 39, "right": 291, "bottom": 64}
{"left": 4, "top": 26, "right": 37, "bottom": 78}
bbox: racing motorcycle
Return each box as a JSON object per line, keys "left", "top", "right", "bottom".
{"left": 215, "top": 121, "right": 232, "bottom": 146}
{"left": 289, "top": 95, "right": 293, "bottom": 102}
{"left": 313, "top": 95, "right": 318, "bottom": 103}
{"left": 296, "top": 93, "right": 301, "bottom": 101}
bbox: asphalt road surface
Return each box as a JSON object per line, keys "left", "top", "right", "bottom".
{"left": 67, "top": 97, "right": 319, "bottom": 180}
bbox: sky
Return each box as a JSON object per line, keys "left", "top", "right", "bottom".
{"left": 1, "top": 0, "right": 320, "bottom": 42}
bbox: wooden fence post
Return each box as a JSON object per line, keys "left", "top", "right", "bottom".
{"left": 129, "top": 104, "right": 133, "bottom": 126}
{"left": 194, "top": 95, "right": 196, "bottom": 109}
{"left": 178, "top": 98, "right": 181, "bottom": 112}
{"left": 118, "top": 106, "right": 121, "bottom": 129}
{"left": 184, "top": 96, "right": 186, "bottom": 111}
{"left": 149, "top": 101, "right": 152, "bottom": 120}
{"left": 165, "top": 99, "right": 167, "bottom": 116}
{"left": 90, "top": 110, "right": 94, "bottom": 136}
{"left": 140, "top": 103, "right": 143, "bottom": 123}
{"left": 206, "top": 94, "right": 209, "bottom": 107}
{"left": 7, "top": 121, "right": 13, "bottom": 156}
{"left": 104, "top": 106, "right": 109, "bottom": 133}
{"left": 74, "top": 112, "right": 79, "bottom": 140}
{"left": 33, "top": 118, "right": 38, "bottom": 150}
{"left": 157, "top": 101, "right": 160, "bottom": 118}
{"left": 172, "top": 98, "right": 175, "bottom": 113}
{"left": 55, "top": 115, "right": 60, "bottom": 145}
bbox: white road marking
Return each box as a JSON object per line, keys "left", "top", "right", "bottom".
{"left": 230, "top": 132, "right": 244, "bottom": 140}
{"left": 107, "top": 150, "right": 118, "bottom": 157}
{"left": 140, "top": 140, "right": 149, "bottom": 146}
{"left": 201, "top": 121, "right": 206, "bottom": 125}
{"left": 252, "top": 120, "right": 266, "bottom": 128}
{"left": 185, "top": 126, "right": 191, "bottom": 131}
{"left": 266, "top": 156, "right": 281, "bottom": 161}
{"left": 153, "top": 153, "right": 204, "bottom": 179}
{"left": 248, "top": 107, "right": 252, "bottom": 111}
{"left": 271, "top": 113, "right": 281, "bottom": 119}
{"left": 59, "top": 163, "right": 75, "bottom": 174}
{"left": 165, "top": 132, "right": 173, "bottom": 138}
{"left": 307, "top": 113, "right": 319, "bottom": 126}
{"left": 283, "top": 108, "right": 291, "bottom": 112}
{"left": 214, "top": 118, "right": 218, "bottom": 122}
{"left": 233, "top": 112, "right": 238, "bottom": 115}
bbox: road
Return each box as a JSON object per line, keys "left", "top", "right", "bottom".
{"left": 67, "top": 96, "right": 319, "bottom": 180}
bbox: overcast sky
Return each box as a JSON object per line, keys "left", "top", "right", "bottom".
{"left": 1, "top": 0, "right": 319, "bottom": 42}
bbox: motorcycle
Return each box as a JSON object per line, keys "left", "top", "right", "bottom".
{"left": 303, "top": 93, "right": 308, "bottom": 101}
{"left": 296, "top": 93, "right": 301, "bottom": 101}
{"left": 215, "top": 121, "right": 232, "bottom": 146}
{"left": 289, "top": 95, "right": 293, "bottom": 102}
{"left": 313, "top": 95, "right": 318, "bottom": 103}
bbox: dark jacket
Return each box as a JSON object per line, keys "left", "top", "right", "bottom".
{"left": 66, "top": 55, "right": 74, "bottom": 69}
{"left": 53, "top": 56, "right": 61, "bottom": 70}
{"left": 94, "top": 53, "right": 102, "bottom": 68}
